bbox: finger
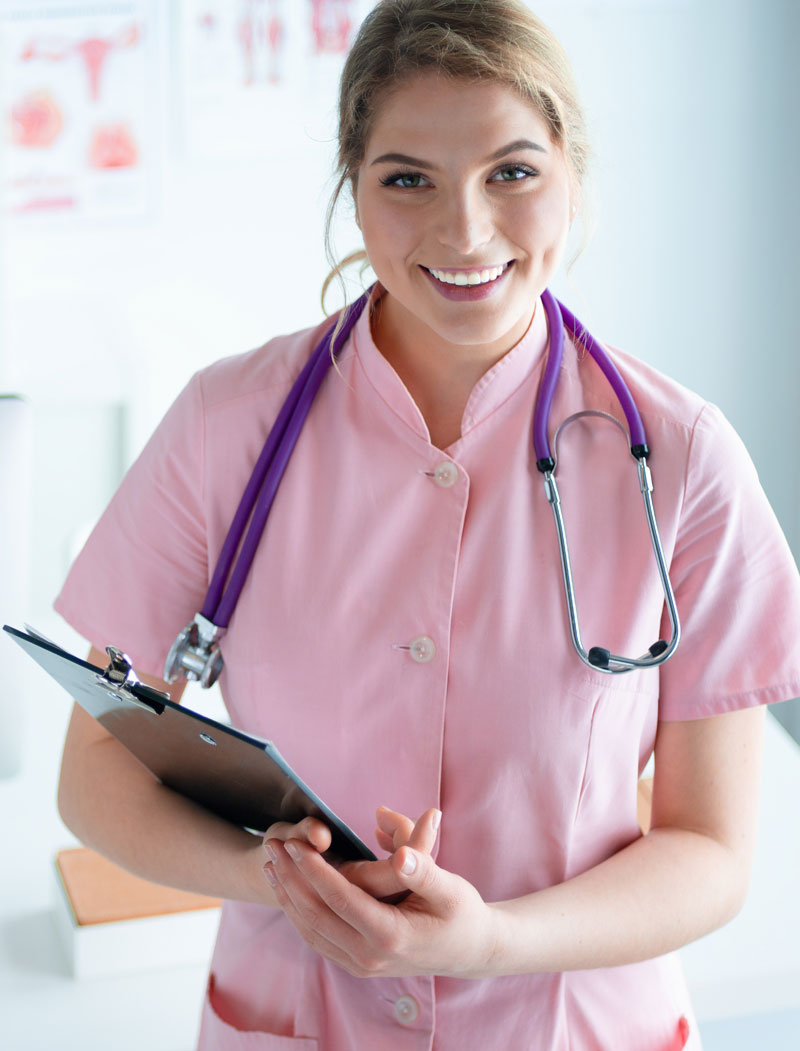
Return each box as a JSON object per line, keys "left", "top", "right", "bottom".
{"left": 340, "top": 857, "right": 410, "bottom": 903}
{"left": 390, "top": 846, "right": 454, "bottom": 915}
{"left": 265, "top": 847, "right": 366, "bottom": 972}
{"left": 376, "top": 806, "right": 415, "bottom": 850}
{"left": 407, "top": 808, "right": 441, "bottom": 855}
{"left": 376, "top": 806, "right": 441, "bottom": 854}
{"left": 263, "top": 817, "right": 332, "bottom": 854}
{"left": 279, "top": 837, "right": 391, "bottom": 939}
{"left": 375, "top": 828, "right": 396, "bottom": 853}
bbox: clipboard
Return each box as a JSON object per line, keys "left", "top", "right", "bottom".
{"left": 3, "top": 625, "right": 375, "bottom": 861}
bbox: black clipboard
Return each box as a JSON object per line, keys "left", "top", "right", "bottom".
{"left": 3, "top": 625, "right": 375, "bottom": 861}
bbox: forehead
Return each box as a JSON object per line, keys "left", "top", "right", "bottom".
{"left": 364, "top": 72, "right": 555, "bottom": 161}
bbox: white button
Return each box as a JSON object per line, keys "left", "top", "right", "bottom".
{"left": 393, "top": 994, "right": 420, "bottom": 1025}
{"left": 433, "top": 461, "right": 458, "bottom": 488}
{"left": 409, "top": 635, "right": 436, "bottom": 663}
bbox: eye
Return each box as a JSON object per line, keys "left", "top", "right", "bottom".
{"left": 489, "top": 164, "right": 539, "bottom": 183}
{"left": 379, "top": 171, "right": 430, "bottom": 189}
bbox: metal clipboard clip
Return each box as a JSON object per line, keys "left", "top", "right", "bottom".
{"left": 95, "top": 646, "right": 167, "bottom": 714}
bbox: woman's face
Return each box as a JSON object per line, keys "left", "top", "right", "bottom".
{"left": 355, "top": 72, "right": 575, "bottom": 361}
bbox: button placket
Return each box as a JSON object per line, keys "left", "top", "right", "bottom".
{"left": 392, "top": 459, "right": 464, "bottom": 666}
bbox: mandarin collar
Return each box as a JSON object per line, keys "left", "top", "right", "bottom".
{"left": 351, "top": 284, "right": 550, "bottom": 450}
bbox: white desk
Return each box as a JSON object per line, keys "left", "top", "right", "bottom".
{"left": 2, "top": 626, "right": 799, "bottom": 1050}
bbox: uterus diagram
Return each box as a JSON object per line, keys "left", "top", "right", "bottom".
{"left": 10, "top": 23, "right": 141, "bottom": 169}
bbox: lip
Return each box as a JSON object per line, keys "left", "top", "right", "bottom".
{"left": 421, "top": 261, "right": 514, "bottom": 302}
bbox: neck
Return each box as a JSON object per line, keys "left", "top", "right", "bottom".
{"left": 370, "top": 292, "right": 534, "bottom": 449}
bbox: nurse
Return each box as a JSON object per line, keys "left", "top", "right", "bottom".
{"left": 55, "top": 2, "right": 800, "bottom": 1049}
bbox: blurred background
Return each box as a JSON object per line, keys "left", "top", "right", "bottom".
{"left": 0, "top": 1, "right": 798, "bottom": 1048}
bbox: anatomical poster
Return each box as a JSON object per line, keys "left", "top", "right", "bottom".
{"left": 176, "top": 0, "right": 377, "bottom": 159}
{"left": 1, "top": 0, "right": 159, "bottom": 221}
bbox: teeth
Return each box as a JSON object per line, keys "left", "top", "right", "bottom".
{"left": 429, "top": 263, "right": 508, "bottom": 286}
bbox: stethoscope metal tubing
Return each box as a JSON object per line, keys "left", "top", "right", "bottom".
{"left": 542, "top": 470, "right": 588, "bottom": 665}
{"left": 543, "top": 456, "right": 680, "bottom": 673}
{"left": 637, "top": 463, "right": 681, "bottom": 664}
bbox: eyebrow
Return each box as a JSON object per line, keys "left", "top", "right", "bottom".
{"left": 369, "top": 138, "right": 547, "bottom": 168}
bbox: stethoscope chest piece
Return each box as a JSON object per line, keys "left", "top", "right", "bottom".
{"left": 164, "top": 613, "right": 225, "bottom": 688}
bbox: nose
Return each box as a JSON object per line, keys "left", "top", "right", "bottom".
{"left": 435, "top": 184, "right": 494, "bottom": 257}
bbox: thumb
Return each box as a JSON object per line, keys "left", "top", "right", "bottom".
{"left": 391, "top": 846, "right": 451, "bottom": 909}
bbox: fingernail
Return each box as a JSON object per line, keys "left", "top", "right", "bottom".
{"left": 400, "top": 851, "right": 417, "bottom": 876}
{"left": 264, "top": 864, "right": 277, "bottom": 887}
{"left": 285, "top": 841, "right": 301, "bottom": 862}
{"left": 431, "top": 809, "right": 442, "bottom": 832}
{"left": 265, "top": 844, "right": 278, "bottom": 864}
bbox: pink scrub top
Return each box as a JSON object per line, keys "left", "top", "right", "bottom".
{"left": 55, "top": 289, "right": 800, "bottom": 1050}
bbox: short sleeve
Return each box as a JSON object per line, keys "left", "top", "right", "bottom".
{"left": 54, "top": 373, "right": 209, "bottom": 678}
{"left": 658, "top": 402, "right": 800, "bottom": 720}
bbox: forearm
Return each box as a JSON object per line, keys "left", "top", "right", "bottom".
{"left": 58, "top": 727, "right": 277, "bottom": 906}
{"left": 490, "top": 826, "right": 746, "bottom": 976}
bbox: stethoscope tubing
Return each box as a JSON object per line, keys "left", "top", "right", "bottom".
{"left": 535, "top": 290, "right": 648, "bottom": 464}
{"left": 201, "top": 290, "right": 371, "bottom": 628}
{"left": 170, "top": 283, "right": 681, "bottom": 685}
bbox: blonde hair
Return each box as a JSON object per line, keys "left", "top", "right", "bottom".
{"left": 321, "top": 0, "right": 590, "bottom": 314}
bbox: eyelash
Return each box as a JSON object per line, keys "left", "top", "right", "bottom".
{"left": 490, "top": 163, "right": 540, "bottom": 183}
{"left": 379, "top": 171, "right": 429, "bottom": 188}
{"left": 378, "top": 164, "right": 539, "bottom": 189}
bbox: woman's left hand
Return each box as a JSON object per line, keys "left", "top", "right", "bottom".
{"left": 263, "top": 813, "right": 502, "bottom": 979}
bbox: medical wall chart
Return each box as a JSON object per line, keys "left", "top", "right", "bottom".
{"left": 176, "top": 0, "right": 377, "bottom": 160}
{"left": 1, "top": 1, "right": 159, "bottom": 221}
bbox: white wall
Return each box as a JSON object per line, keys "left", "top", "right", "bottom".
{"left": 543, "top": 0, "right": 800, "bottom": 558}
{"left": 1, "top": 0, "right": 797, "bottom": 634}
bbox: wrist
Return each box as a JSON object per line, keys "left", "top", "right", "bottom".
{"left": 471, "top": 900, "right": 536, "bottom": 978}
{"left": 474, "top": 902, "right": 512, "bottom": 978}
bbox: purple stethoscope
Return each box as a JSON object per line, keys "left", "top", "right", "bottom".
{"left": 164, "top": 287, "right": 680, "bottom": 687}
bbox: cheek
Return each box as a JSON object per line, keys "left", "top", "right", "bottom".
{"left": 361, "top": 206, "right": 416, "bottom": 267}
{"left": 512, "top": 193, "right": 570, "bottom": 259}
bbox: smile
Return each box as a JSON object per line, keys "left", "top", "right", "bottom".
{"left": 426, "top": 262, "right": 511, "bottom": 287}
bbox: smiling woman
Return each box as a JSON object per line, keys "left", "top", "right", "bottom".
{"left": 51, "top": 2, "right": 800, "bottom": 1051}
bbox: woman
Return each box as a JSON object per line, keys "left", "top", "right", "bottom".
{"left": 55, "top": 2, "right": 800, "bottom": 1048}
